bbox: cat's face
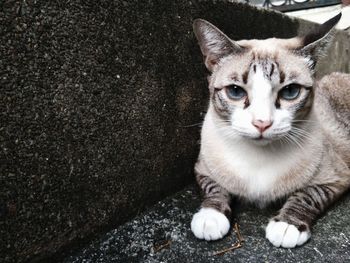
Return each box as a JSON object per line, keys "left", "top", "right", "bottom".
{"left": 209, "top": 40, "right": 314, "bottom": 144}
{"left": 193, "top": 16, "right": 340, "bottom": 145}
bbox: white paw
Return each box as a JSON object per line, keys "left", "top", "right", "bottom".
{"left": 191, "top": 207, "right": 230, "bottom": 241}
{"left": 266, "top": 220, "right": 311, "bottom": 248}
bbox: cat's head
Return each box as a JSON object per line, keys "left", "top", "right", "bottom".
{"left": 193, "top": 14, "right": 341, "bottom": 146}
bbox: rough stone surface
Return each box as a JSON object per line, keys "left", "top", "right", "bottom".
{"left": 63, "top": 185, "right": 350, "bottom": 263}
{"left": 1, "top": 0, "right": 349, "bottom": 262}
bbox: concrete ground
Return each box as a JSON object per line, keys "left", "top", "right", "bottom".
{"left": 63, "top": 185, "right": 350, "bottom": 263}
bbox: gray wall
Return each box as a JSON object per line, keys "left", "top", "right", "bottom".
{"left": 0, "top": 0, "right": 348, "bottom": 262}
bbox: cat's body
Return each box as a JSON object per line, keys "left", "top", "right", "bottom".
{"left": 191, "top": 14, "right": 350, "bottom": 248}
{"left": 198, "top": 106, "right": 323, "bottom": 205}
{"left": 198, "top": 73, "right": 350, "bottom": 204}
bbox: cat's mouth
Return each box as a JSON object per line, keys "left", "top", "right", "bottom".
{"left": 233, "top": 130, "right": 272, "bottom": 142}
{"left": 236, "top": 132, "right": 274, "bottom": 144}
{"left": 253, "top": 132, "right": 286, "bottom": 140}
{"left": 232, "top": 126, "right": 290, "bottom": 143}
{"left": 244, "top": 132, "right": 288, "bottom": 144}
{"left": 250, "top": 136, "right": 272, "bottom": 146}
{"left": 254, "top": 134, "right": 273, "bottom": 141}
{"left": 255, "top": 134, "right": 264, "bottom": 140}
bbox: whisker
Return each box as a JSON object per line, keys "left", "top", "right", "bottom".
{"left": 280, "top": 135, "right": 293, "bottom": 148}
{"left": 181, "top": 122, "right": 203, "bottom": 128}
{"left": 291, "top": 127, "right": 313, "bottom": 141}
{"left": 285, "top": 131, "right": 304, "bottom": 150}
{"left": 292, "top": 119, "right": 317, "bottom": 123}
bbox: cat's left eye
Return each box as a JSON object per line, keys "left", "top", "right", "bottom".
{"left": 225, "top": 85, "right": 247, "bottom": 100}
{"left": 279, "top": 84, "right": 301, "bottom": 100}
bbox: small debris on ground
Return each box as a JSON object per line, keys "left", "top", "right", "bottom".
{"left": 213, "top": 223, "right": 245, "bottom": 256}
{"left": 153, "top": 240, "right": 172, "bottom": 253}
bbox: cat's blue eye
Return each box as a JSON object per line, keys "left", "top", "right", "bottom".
{"left": 226, "top": 85, "right": 247, "bottom": 100}
{"left": 279, "top": 84, "right": 301, "bottom": 100}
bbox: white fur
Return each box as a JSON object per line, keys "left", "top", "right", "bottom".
{"left": 249, "top": 67, "right": 274, "bottom": 122}
{"left": 201, "top": 111, "right": 308, "bottom": 202}
{"left": 229, "top": 67, "right": 292, "bottom": 140}
{"left": 266, "top": 220, "right": 311, "bottom": 248}
{"left": 191, "top": 207, "right": 230, "bottom": 241}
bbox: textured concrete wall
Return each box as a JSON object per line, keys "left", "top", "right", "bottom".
{"left": 0, "top": 0, "right": 348, "bottom": 262}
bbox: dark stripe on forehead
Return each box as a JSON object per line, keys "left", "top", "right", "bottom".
{"left": 280, "top": 71, "right": 285, "bottom": 83}
{"left": 275, "top": 61, "right": 285, "bottom": 84}
{"left": 243, "top": 58, "right": 255, "bottom": 84}
{"left": 254, "top": 59, "right": 276, "bottom": 81}
{"left": 242, "top": 70, "right": 249, "bottom": 84}
{"left": 270, "top": 64, "right": 275, "bottom": 77}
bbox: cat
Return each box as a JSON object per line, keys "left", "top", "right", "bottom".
{"left": 191, "top": 13, "right": 350, "bottom": 248}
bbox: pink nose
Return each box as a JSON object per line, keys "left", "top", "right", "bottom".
{"left": 252, "top": 120, "right": 273, "bottom": 133}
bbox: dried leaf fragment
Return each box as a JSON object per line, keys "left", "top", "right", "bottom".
{"left": 153, "top": 239, "right": 172, "bottom": 253}
{"left": 213, "top": 223, "right": 244, "bottom": 256}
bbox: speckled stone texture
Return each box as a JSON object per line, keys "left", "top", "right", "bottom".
{"left": 63, "top": 185, "right": 350, "bottom": 263}
{"left": 0, "top": 0, "right": 338, "bottom": 262}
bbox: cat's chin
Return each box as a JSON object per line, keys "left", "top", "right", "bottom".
{"left": 241, "top": 134, "right": 282, "bottom": 146}
{"left": 249, "top": 137, "right": 272, "bottom": 146}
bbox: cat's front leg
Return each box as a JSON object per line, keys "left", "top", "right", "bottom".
{"left": 266, "top": 183, "right": 347, "bottom": 248}
{"left": 191, "top": 161, "right": 231, "bottom": 241}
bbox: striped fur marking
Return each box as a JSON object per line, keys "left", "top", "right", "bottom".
{"left": 266, "top": 182, "right": 348, "bottom": 247}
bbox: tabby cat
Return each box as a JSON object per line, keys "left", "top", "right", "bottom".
{"left": 191, "top": 13, "right": 350, "bottom": 248}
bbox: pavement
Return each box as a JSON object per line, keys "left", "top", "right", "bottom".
{"left": 63, "top": 185, "right": 350, "bottom": 263}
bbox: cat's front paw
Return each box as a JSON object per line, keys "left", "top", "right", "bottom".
{"left": 265, "top": 220, "right": 311, "bottom": 248}
{"left": 191, "top": 207, "right": 230, "bottom": 241}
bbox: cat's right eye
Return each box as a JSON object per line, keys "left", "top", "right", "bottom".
{"left": 225, "top": 85, "right": 247, "bottom": 100}
{"left": 279, "top": 84, "right": 301, "bottom": 100}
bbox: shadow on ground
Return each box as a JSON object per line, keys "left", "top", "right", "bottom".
{"left": 63, "top": 186, "right": 350, "bottom": 263}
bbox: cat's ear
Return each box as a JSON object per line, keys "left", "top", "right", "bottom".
{"left": 193, "top": 19, "right": 244, "bottom": 71}
{"left": 297, "top": 13, "right": 341, "bottom": 68}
